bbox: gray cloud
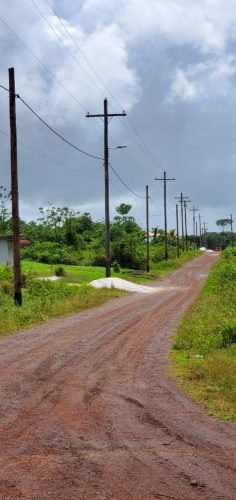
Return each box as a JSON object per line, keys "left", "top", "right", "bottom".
{"left": 1, "top": 0, "right": 236, "bottom": 232}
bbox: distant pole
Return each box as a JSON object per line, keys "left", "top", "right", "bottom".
{"left": 196, "top": 220, "right": 198, "bottom": 248}
{"left": 176, "top": 204, "right": 180, "bottom": 258}
{"left": 203, "top": 221, "right": 207, "bottom": 248}
{"left": 155, "top": 171, "right": 175, "bottom": 260}
{"left": 190, "top": 206, "right": 199, "bottom": 250}
{"left": 199, "top": 213, "right": 202, "bottom": 248}
{"left": 230, "top": 214, "right": 233, "bottom": 249}
{"left": 193, "top": 208, "right": 196, "bottom": 249}
{"left": 86, "top": 99, "right": 126, "bottom": 277}
{"left": 184, "top": 200, "right": 191, "bottom": 251}
{"left": 180, "top": 193, "right": 184, "bottom": 250}
{"left": 146, "top": 185, "right": 150, "bottom": 272}
{"left": 175, "top": 193, "right": 189, "bottom": 251}
{"left": 9, "top": 67, "right": 22, "bottom": 306}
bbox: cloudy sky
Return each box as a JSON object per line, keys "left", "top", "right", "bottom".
{"left": 1, "top": 0, "right": 236, "bottom": 233}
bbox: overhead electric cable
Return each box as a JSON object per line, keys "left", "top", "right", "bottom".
{"left": 0, "top": 128, "right": 101, "bottom": 178}
{"left": 29, "top": 0, "right": 108, "bottom": 99}
{"left": 0, "top": 15, "right": 91, "bottom": 113}
{"left": 0, "top": 84, "right": 103, "bottom": 160}
{"left": 109, "top": 163, "right": 145, "bottom": 199}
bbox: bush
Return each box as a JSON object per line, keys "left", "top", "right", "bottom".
{"left": 112, "top": 260, "right": 120, "bottom": 273}
{"left": 21, "top": 242, "right": 80, "bottom": 265}
{"left": 54, "top": 266, "right": 67, "bottom": 277}
{"left": 221, "top": 320, "right": 236, "bottom": 347}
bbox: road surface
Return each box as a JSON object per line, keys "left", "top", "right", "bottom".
{"left": 0, "top": 253, "right": 235, "bottom": 499}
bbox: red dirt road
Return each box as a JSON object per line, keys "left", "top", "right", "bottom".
{"left": 0, "top": 253, "right": 236, "bottom": 499}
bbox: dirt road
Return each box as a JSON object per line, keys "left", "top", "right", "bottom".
{"left": 0, "top": 253, "right": 236, "bottom": 499}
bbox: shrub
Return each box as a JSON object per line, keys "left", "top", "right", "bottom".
{"left": 112, "top": 260, "right": 120, "bottom": 273}
{"left": 221, "top": 320, "right": 236, "bottom": 347}
{"left": 54, "top": 266, "right": 67, "bottom": 277}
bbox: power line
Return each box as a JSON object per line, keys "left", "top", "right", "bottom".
{"left": 0, "top": 128, "right": 101, "bottom": 179}
{"left": 0, "top": 10, "right": 188, "bottom": 198}
{"left": 0, "top": 14, "right": 88, "bottom": 113}
{"left": 29, "top": 0, "right": 107, "bottom": 100}
{"left": 34, "top": 0, "right": 176, "bottom": 181}
{"left": 109, "top": 163, "right": 145, "bottom": 199}
{"left": 0, "top": 84, "right": 103, "bottom": 160}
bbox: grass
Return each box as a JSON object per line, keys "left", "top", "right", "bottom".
{"left": 21, "top": 250, "right": 200, "bottom": 285}
{"left": 0, "top": 281, "right": 126, "bottom": 338}
{"left": 171, "top": 248, "right": 236, "bottom": 421}
{"left": 0, "top": 249, "right": 200, "bottom": 340}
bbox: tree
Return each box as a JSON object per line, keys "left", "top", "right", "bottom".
{"left": 216, "top": 219, "right": 231, "bottom": 231}
{"left": 115, "top": 203, "right": 132, "bottom": 216}
{"left": 0, "top": 186, "right": 11, "bottom": 234}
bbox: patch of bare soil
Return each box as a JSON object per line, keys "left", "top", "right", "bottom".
{"left": 0, "top": 253, "right": 235, "bottom": 499}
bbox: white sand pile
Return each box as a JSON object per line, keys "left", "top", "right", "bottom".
{"left": 38, "top": 276, "right": 61, "bottom": 281}
{"left": 89, "top": 277, "right": 158, "bottom": 293}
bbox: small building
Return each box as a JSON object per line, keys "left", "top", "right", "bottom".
{"left": 0, "top": 235, "right": 13, "bottom": 265}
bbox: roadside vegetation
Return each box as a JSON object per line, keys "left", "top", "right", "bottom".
{"left": 0, "top": 249, "right": 198, "bottom": 339}
{"left": 0, "top": 198, "right": 200, "bottom": 338}
{"left": 172, "top": 248, "right": 236, "bottom": 421}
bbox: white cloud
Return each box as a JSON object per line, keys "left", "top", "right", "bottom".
{"left": 170, "top": 55, "right": 236, "bottom": 102}
{"left": 81, "top": 0, "right": 236, "bottom": 54}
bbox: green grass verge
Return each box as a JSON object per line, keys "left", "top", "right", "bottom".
{"left": 0, "top": 250, "right": 200, "bottom": 340}
{"left": 21, "top": 250, "right": 200, "bottom": 284}
{"left": 0, "top": 282, "right": 126, "bottom": 338}
{"left": 171, "top": 249, "right": 236, "bottom": 421}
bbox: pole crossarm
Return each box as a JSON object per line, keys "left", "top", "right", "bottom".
{"left": 86, "top": 112, "right": 126, "bottom": 118}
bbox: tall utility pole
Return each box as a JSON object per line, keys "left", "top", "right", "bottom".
{"left": 9, "top": 67, "right": 22, "bottom": 306}
{"left": 196, "top": 220, "right": 198, "bottom": 247}
{"left": 155, "top": 171, "right": 175, "bottom": 261}
{"left": 175, "top": 193, "right": 189, "bottom": 251}
{"left": 184, "top": 199, "right": 191, "bottom": 251}
{"left": 189, "top": 206, "right": 199, "bottom": 249}
{"left": 146, "top": 185, "right": 150, "bottom": 272}
{"left": 230, "top": 214, "right": 234, "bottom": 249}
{"left": 203, "top": 221, "right": 208, "bottom": 248}
{"left": 176, "top": 204, "right": 180, "bottom": 258}
{"left": 86, "top": 99, "right": 126, "bottom": 277}
{"left": 199, "top": 213, "right": 202, "bottom": 248}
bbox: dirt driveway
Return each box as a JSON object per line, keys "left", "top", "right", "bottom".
{"left": 0, "top": 253, "right": 235, "bottom": 499}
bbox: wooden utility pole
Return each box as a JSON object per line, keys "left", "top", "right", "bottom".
{"left": 86, "top": 99, "right": 126, "bottom": 277}
{"left": 184, "top": 199, "right": 191, "bottom": 251}
{"left": 175, "top": 193, "right": 189, "bottom": 251}
{"left": 9, "top": 67, "right": 22, "bottom": 306}
{"left": 196, "top": 220, "right": 198, "bottom": 247}
{"left": 203, "top": 222, "right": 208, "bottom": 248}
{"left": 146, "top": 185, "right": 150, "bottom": 272}
{"left": 199, "top": 213, "right": 202, "bottom": 248}
{"left": 230, "top": 214, "right": 233, "bottom": 249}
{"left": 190, "top": 206, "right": 199, "bottom": 249}
{"left": 176, "top": 204, "right": 180, "bottom": 258}
{"left": 155, "top": 171, "right": 175, "bottom": 261}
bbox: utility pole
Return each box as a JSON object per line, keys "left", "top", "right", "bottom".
{"left": 203, "top": 221, "right": 207, "bottom": 248}
{"left": 175, "top": 193, "right": 189, "bottom": 251}
{"left": 196, "top": 220, "right": 198, "bottom": 247}
{"left": 176, "top": 204, "right": 180, "bottom": 258}
{"left": 230, "top": 214, "right": 233, "bottom": 249}
{"left": 184, "top": 199, "right": 191, "bottom": 251}
{"left": 189, "top": 206, "right": 199, "bottom": 249}
{"left": 146, "top": 185, "right": 150, "bottom": 272}
{"left": 199, "top": 213, "right": 202, "bottom": 248}
{"left": 86, "top": 99, "right": 126, "bottom": 277}
{"left": 9, "top": 67, "right": 22, "bottom": 306}
{"left": 155, "top": 171, "right": 175, "bottom": 261}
